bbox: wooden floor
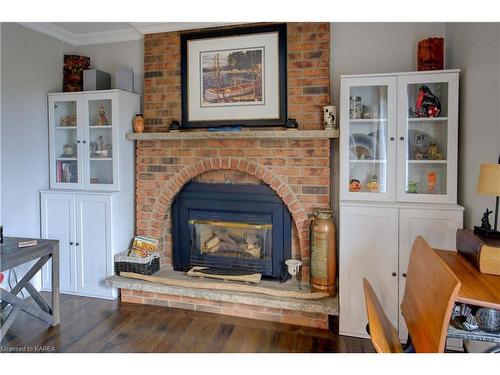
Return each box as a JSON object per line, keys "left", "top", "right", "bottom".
{"left": 1, "top": 293, "right": 374, "bottom": 353}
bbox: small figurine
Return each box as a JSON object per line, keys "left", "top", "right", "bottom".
{"left": 61, "top": 144, "right": 74, "bottom": 157}
{"left": 428, "top": 143, "right": 442, "bottom": 160}
{"left": 427, "top": 172, "right": 437, "bottom": 193}
{"left": 414, "top": 134, "right": 427, "bottom": 160}
{"left": 169, "top": 120, "right": 181, "bottom": 132}
{"left": 323, "top": 106, "right": 336, "bottom": 129}
{"left": 97, "top": 106, "right": 108, "bottom": 125}
{"left": 407, "top": 181, "right": 418, "bottom": 194}
{"left": 480, "top": 209, "right": 493, "bottom": 230}
{"left": 349, "top": 179, "right": 362, "bottom": 192}
{"left": 367, "top": 174, "right": 379, "bottom": 192}
{"left": 285, "top": 118, "right": 299, "bottom": 130}
{"left": 415, "top": 85, "right": 441, "bottom": 118}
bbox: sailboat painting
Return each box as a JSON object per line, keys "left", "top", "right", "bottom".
{"left": 200, "top": 48, "right": 264, "bottom": 106}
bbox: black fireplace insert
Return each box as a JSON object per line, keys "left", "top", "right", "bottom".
{"left": 172, "top": 182, "right": 291, "bottom": 280}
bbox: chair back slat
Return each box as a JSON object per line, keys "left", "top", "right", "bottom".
{"left": 363, "top": 278, "right": 403, "bottom": 353}
{"left": 401, "top": 236, "right": 461, "bottom": 353}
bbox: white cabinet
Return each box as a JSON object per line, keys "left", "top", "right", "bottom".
{"left": 339, "top": 202, "right": 463, "bottom": 339}
{"left": 75, "top": 195, "right": 111, "bottom": 297}
{"left": 41, "top": 191, "right": 133, "bottom": 299}
{"left": 40, "top": 193, "right": 77, "bottom": 293}
{"left": 340, "top": 70, "right": 459, "bottom": 204}
{"left": 339, "top": 205, "right": 399, "bottom": 337}
{"left": 339, "top": 70, "right": 463, "bottom": 339}
{"left": 48, "top": 90, "right": 138, "bottom": 191}
{"left": 397, "top": 208, "right": 463, "bottom": 340}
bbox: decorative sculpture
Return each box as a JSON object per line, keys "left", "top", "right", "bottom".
{"left": 480, "top": 208, "right": 493, "bottom": 230}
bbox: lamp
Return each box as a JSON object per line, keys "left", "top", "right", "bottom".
{"left": 474, "top": 154, "right": 500, "bottom": 237}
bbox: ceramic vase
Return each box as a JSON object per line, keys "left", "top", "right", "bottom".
{"left": 133, "top": 114, "right": 144, "bottom": 133}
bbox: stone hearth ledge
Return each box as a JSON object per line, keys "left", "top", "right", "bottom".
{"left": 126, "top": 129, "right": 339, "bottom": 141}
{"left": 107, "top": 268, "right": 338, "bottom": 316}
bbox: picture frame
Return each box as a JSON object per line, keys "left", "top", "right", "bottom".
{"left": 181, "top": 24, "right": 287, "bottom": 128}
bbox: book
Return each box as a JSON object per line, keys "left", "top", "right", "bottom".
{"left": 128, "top": 236, "right": 159, "bottom": 258}
{"left": 457, "top": 228, "right": 500, "bottom": 275}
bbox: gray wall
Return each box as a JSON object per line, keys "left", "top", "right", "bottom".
{"left": 1, "top": 23, "right": 70, "bottom": 238}
{"left": 446, "top": 23, "right": 500, "bottom": 229}
{"left": 330, "top": 22, "right": 500, "bottom": 230}
{"left": 0, "top": 23, "right": 144, "bottom": 290}
{"left": 330, "top": 22, "right": 446, "bottom": 216}
{"left": 1, "top": 23, "right": 71, "bottom": 289}
{"left": 70, "top": 40, "right": 144, "bottom": 110}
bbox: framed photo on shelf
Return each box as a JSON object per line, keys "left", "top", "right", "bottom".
{"left": 181, "top": 24, "right": 287, "bottom": 128}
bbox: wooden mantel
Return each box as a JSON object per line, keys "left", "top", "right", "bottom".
{"left": 126, "top": 129, "right": 339, "bottom": 141}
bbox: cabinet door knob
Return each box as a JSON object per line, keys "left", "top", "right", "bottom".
{"left": 392, "top": 272, "right": 397, "bottom": 277}
{"left": 83, "top": 140, "right": 87, "bottom": 144}
{"left": 69, "top": 242, "right": 74, "bottom": 245}
{"left": 75, "top": 242, "right": 80, "bottom": 246}
{"left": 399, "top": 136, "right": 405, "bottom": 141}
{"left": 390, "top": 137, "right": 395, "bottom": 141}
{"left": 402, "top": 273, "right": 407, "bottom": 278}
{"left": 77, "top": 140, "right": 81, "bottom": 144}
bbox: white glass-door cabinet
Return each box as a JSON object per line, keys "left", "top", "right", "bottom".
{"left": 340, "top": 70, "right": 459, "bottom": 203}
{"left": 339, "top": 70, "right": 463, "bottom": 340}
{"left": 339, "top": 76, "right": 397, "bottom": 201}
{"left": 48, "top": 90, "right": 138, "bottom": 191}
{"left": 43, "top": 90, "right": 139, "bottom": 299}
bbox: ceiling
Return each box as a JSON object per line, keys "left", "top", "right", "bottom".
{"left": 19, "top": 22, "right": 239, "bottom": 46}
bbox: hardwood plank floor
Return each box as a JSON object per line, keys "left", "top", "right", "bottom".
{"left": 1, "top": 293, "right": 374, "bottom": 353}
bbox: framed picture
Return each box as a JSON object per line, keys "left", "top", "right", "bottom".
{"left": 181, "top": 24, "right": 287, "bottom": 128}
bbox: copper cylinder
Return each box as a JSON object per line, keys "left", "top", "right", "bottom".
{"left": 311, "top": 209, "right": 337, "bottom": 296}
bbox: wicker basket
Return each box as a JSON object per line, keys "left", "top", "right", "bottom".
{"left": 114, "top": 250, "right": 160, "bottom": 275}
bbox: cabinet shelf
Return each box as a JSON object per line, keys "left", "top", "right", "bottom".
{"left": 56, "top": 157, "right": 77, "bottom": 161}
{"left": 407, "top": 160, "right": 447, "bottom": 164}
{"left": 55, "top": 126, "right": 77, "bottom": 130}
{"left": 349, "top": 119, "right": 387, "bottom": 123}
{"left": 90, "top": 158, "right": 113, "bottom": 161}
{"left": 89, "top": 125, "right": 112, "bottom": 129}
{"left": 407, "top": 117, "right": 448, "bottom": 122}
{"left": 350, "top": 159, "right": 387, "bottom": 163}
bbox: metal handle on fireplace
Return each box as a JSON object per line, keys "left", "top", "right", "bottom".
{"left": 188, "top": 219, "right": 272, "bottom": 230}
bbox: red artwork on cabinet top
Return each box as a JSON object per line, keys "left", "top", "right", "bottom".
{"left": 417, "top": 37, "right": 444, "bottom": 71}
{"left": 63, "top": 55, "right": 90, "bottom": 92}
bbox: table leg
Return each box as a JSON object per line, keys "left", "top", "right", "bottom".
{"left": 51, "top": 243, "right": 60, "bottom": 326}
{"left": 0, "top": 306, "right": 21, "bottom": 342}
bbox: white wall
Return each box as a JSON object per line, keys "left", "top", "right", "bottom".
{"left": 445, "top": 23, "right": 500, "bottom": 229}
{"left": 70, "top": 40, "right": 144, "bottom": 110}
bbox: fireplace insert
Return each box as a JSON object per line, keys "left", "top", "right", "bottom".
{"left": 172, "top": 182, "right": 291, "bottom": 280}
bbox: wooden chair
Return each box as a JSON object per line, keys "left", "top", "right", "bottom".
{"left": 362, "top": 278, "right": 403, "bottom": 353}
{"left": 400, "top": 235, "right": 461, "bottom": 353}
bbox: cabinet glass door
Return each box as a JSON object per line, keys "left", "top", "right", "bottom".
{"left": 50, "top": 96, "right": 82, "bottom": 188}
{"left": 85, "top": 96, "right": 115, "bottom": 188}
{"left": 340, "top": 77, "right": 397, "bottom": 201}
{"left": 397, "top": 73, "right": 458, "bottom": 203}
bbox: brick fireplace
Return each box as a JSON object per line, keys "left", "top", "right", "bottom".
{"left": 116, "top": 22, "right": 337, "bottom": 329}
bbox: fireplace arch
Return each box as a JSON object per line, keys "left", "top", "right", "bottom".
{"left": 139, "top": 157, "right": 310, "bottom": 262}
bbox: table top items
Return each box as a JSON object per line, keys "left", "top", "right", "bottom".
{"left": 475, "top": 308, "right": 500, "bottom": 334}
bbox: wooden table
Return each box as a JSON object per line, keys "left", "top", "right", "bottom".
{"left": 435, "top": 249, "right": 500, "bottom": 310}
{"left": 435, "top": 249, "right": 500, "bottom": 352}
{"left": 0, "top": 237, "right": 60, "bottom": 341}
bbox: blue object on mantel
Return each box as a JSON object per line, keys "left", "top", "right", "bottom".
{"left": 207, "top": 126, "right": 242, "bottom": 132}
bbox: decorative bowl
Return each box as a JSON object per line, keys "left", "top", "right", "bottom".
{"left": 475, "top": 308, "right": 500, "bottom": 333}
